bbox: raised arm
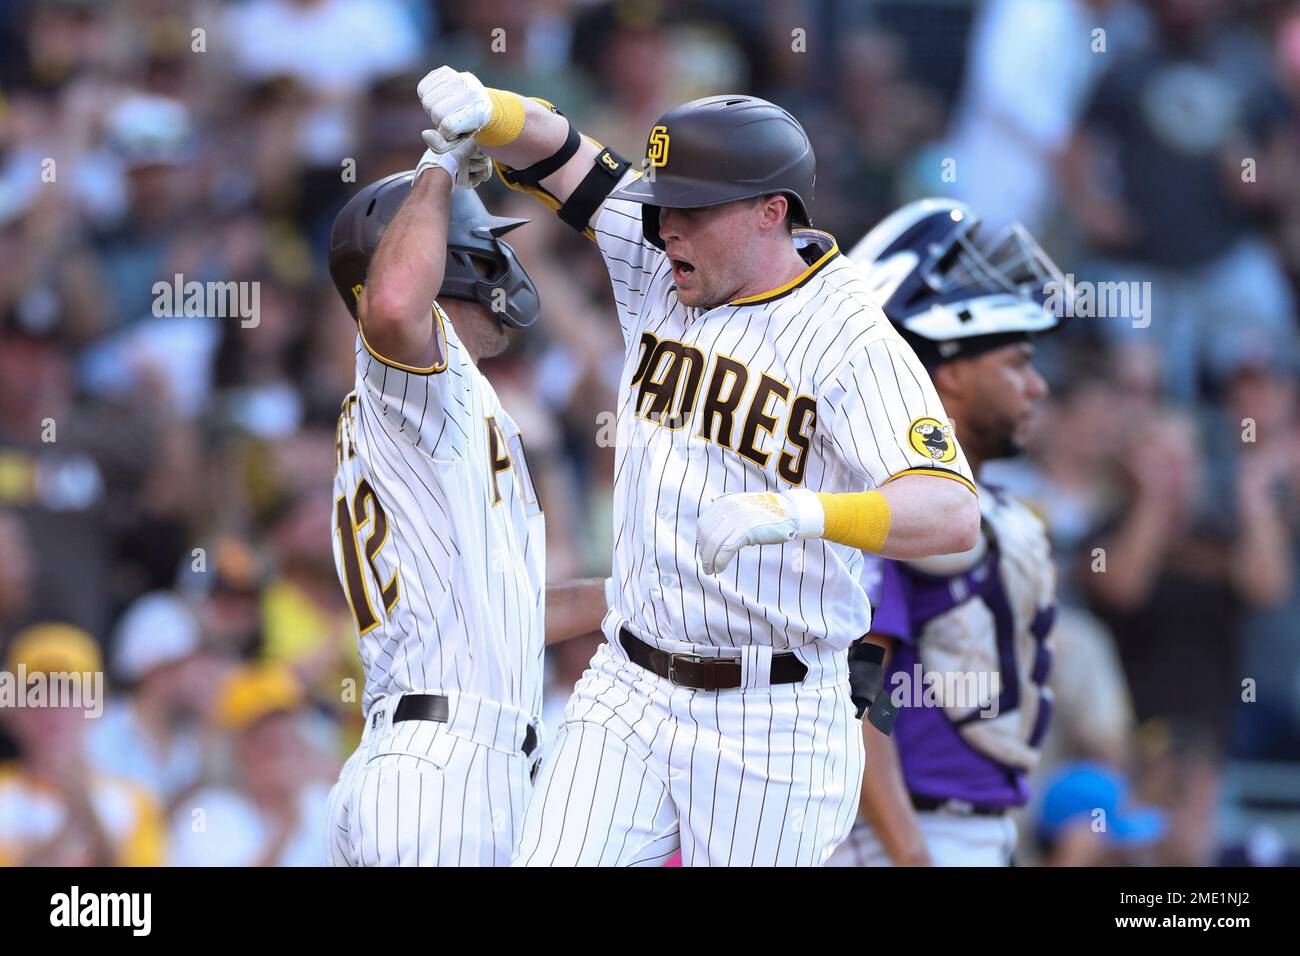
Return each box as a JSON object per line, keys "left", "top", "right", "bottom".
{"left": 359, "top": 167, "right": 454, "bottom": 368}
{"left": 417, "top": 67, "right": 622, "bottom": 232}
{"left": 475, "top": 98, "right": 600, "bottom": 205}
{"left": 360, "top": 137, "right": 488, "bottom": 367}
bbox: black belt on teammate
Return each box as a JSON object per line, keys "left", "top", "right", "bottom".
{"left": 392, "top": 694, "right": 537, "bottom": 758}
{"left": 619, "top": 626, "right": 807, "bottom": 690}
{"left": 910, "top": 793, "right": 1006, "bottom": 817}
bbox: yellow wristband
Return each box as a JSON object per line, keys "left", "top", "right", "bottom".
{"left": 476, "top": 89, "right": 527, "bottom": 148}
{"left": 816, "top": 491, "right": 892, "bottom": 554}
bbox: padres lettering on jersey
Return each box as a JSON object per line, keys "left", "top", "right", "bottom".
{"left": 591, "top": 183, "right": 975, "bottom": 652}
{"left": 332, "top": 303, "right": 546, "bottom": 718}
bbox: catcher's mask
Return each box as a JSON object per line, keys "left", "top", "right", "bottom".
{"left": 847, "top": 198, "right": 1069, "bottom": 368}
{"left": 329, "top": 172, "right": 540, "bottom": 330}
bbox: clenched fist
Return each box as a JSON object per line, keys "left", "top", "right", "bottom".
{"left": 695, "top": 490, "right": 826, "bottom": 575}
{"left": 417, "top": 66, "right": 494, "bottom": 153}
{"left": 415, "top": 135, "right": 493, "bottom": 189}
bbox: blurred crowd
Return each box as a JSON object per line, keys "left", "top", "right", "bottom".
{"left": 0, "top": 0, "right": 1298, "bottom": 866}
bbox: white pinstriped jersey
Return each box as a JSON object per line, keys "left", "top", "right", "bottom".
{"left": 331, "top": 303, "right": 546, "bottom": 720}
{"left": 593, "top": 184, "right": 975, "bottom": 652}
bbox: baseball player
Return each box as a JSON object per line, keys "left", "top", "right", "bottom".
{"left": 323, "top": 140, "right": 606, "bottom": 866}
{"left": 414, "top": 68, "right": 981, "bottom": 866}
{"left": 827, "top": 198, "right": 1066, "bottom": 867}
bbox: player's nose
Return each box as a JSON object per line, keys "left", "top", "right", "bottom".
{"left": 658, "top": 207, "right": 682, "bottom": 242}
{"left": 1025, "top": 364, "right": 1049, "bottom": 399}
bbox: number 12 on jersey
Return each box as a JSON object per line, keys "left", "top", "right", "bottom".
{"left": 335, "top": 477, "right": 401, "bottom": 634}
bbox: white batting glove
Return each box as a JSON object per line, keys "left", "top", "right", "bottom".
{"left": 414, "top": 135, "right": 492, "bottom": 188}
{"left": 462, "top": 146, "right": 493, "bottom": 187}
{"left": 417, "top": 66, "right": 494, "bottom": 153}
{"left": 695, "top": 489, "right": 826, "bottom": 575}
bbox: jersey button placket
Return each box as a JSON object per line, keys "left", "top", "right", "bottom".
{"left": 645, "top": 429, "right": 675, "bottom": 618}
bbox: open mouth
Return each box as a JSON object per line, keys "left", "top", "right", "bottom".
{"left": 670, "top": 258, "right": 696, "bottom": 282}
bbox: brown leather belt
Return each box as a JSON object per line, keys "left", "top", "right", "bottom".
{"left": 619, "top": 626, "right": 807, "bottom": 690}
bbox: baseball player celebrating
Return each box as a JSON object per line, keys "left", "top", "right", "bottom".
{"left": 414, "top": 67, "right": 980, "bottom": 866}
{"left": 323, "top": 139, "right": 605, "bottom": 866}
{"left": 827, "top": 198, "right": 1066, "bottom": 867}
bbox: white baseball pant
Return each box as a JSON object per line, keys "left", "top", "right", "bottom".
{"left": 513, "top": 638, "right": 864, "bottom": 867}
{"left": 326, "top": 691, "right": 536, "bottom": 867}
{"left": 826, "top": 810, "right": 1018, "bottom": 866}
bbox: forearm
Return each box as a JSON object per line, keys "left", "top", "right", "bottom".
{"left": 362, "top": 168, "right": 453, "bottom": 344}
{"left": 477, "top": 95, "right": 602, "bottom": 205}
{"left": 545, "top": 577, "right": 609, "bottom": 645}
{"left": 696, "top": 476, "right": 980, "bottom": 576}
{"left": 815, "top": 475, "right": 980, "bottom": 559}
{"left": 853, "top": 635, "right": 930, "bottom": 865}
{"left": 860, "top": 715, "right": 931, "bottom": 866}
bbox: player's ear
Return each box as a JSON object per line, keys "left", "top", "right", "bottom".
{"left": 759, "top": 194, "right": 789, "bottom": 233}
{"left": 932, "top": 360, "right": 966, "bottom": 401}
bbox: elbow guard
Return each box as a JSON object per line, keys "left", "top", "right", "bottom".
{"left": 494, "top": 100, "right": 631, "bottom": 240}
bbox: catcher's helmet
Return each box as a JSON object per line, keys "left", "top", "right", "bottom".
{"left": 329, "top": 172, "right": 540, "bottom": 329}
{"left": 848, "top": 198, "right": 1069, "bottom": 368}
{"left": 609, "top": 94, "right": 815, "bottom": 249}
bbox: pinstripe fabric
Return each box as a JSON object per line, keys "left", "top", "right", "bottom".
{"left": 592, "top": 188, "right": 974, "bottom": 655}
{"left": 333, "top": 308, "right": 545, "bottom": 717}
{"left": 327, "top": 303, "right": 544, "bottom": 866}
{"left": 326, "top": 713, "right": 531, "bottom": 867}
{"left": 514, "top": 180, "right": 968, "bottom": 866}
{"left": 514, "top": 641, "right": 862, "bottom": 866}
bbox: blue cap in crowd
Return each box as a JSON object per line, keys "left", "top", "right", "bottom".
{"left": 1037, "top": 762, "right": 1166, "bottom": 846}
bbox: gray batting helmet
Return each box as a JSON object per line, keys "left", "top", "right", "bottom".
{"left": 329, "top": 172, "right": 540, "bottom": 329}
{"left": 609, "top": 94, "right": 815, "bottom": 249}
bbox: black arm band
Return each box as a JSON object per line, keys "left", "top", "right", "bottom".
{"left": 508, "top": 121, "right": 581, "bottom": 186}
{"left": 557, "top": 146, "right": 630, "bottom": 233}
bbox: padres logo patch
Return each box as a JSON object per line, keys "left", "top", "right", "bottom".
{"left": 647, "top": 125, "right": 670, "bottom": 168}
{"left": 908, "top": 417, "right": 956, "bottom": 463}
